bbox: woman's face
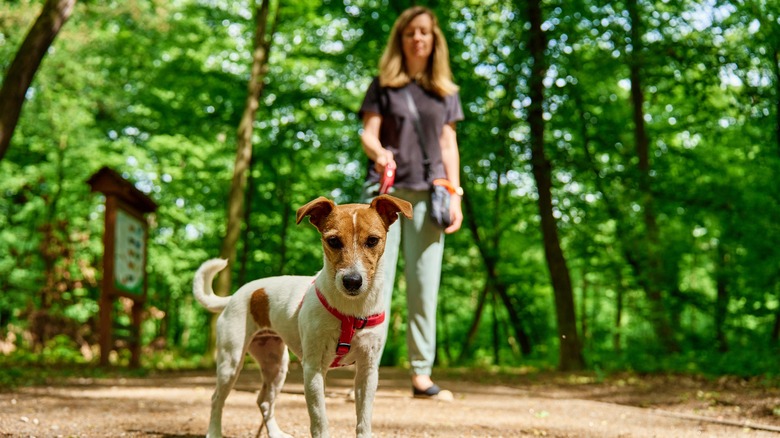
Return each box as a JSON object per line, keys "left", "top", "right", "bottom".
{"left": 402, "top": 13, "right": 434, "bottom": 62}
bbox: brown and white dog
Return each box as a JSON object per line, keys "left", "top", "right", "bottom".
{"left": 193, "top": 195, "right": 412, "bottom": 438}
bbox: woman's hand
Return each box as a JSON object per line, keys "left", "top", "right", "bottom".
{"left": 439, "top": 122, "right": 462, "bottom": 234}
{"left": 374, "top": 149, "right": 396, "bottom": 174}
{"left": 361, "top": 112, "right": 397, "bottom": 175}
{"left": 445, "top": 194, "right": 463, "bottom": 234}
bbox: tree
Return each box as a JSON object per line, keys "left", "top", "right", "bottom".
{"left": 2, "top": 0, "right": 780, "bottom": 374}
{"left": 215, "top": 0, "right": 279, "bottom": 296}
{"left": 209, "top": 0, "right": 279, "bottom": 355}
{"left": 0, "top": 0, "right": 76, "bottom": 162}
{"left": 525, "top": 0, "right": 584, "bottom": 371}
{"left": 624, "top": 0, "right": 680, "bottom": 352}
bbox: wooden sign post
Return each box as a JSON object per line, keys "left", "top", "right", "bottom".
{"left": 87, "top": 167, "right": 157, "bottom": 367}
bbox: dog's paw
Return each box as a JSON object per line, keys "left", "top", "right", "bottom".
{"left": 264, "top": 422, "right": 294, "bottom": 438}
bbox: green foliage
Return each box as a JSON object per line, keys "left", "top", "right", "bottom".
{"left": 0, "top": 335, "right": 90, "bottom": 389}
{"left": 590, "top": 346, "right": 780, "bottom": 379}
{"left": 2, "top": 0, "right": 780, "bottom": 380}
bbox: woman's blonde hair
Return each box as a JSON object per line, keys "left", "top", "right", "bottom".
{"left": 378, "top": 6, "right": 458, "bottom": 97}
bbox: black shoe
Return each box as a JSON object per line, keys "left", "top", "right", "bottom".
{"left": 413, "top": 383, "right": 442, "bottom": 398}
{"left": 412, "top": 384, "right": 454, "bottom": 401}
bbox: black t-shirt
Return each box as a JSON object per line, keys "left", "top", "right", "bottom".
{"left": 359, "top": 77, "right": 464, "bottom": 191}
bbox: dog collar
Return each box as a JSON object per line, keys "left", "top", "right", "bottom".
{"left": 315, "top": 287, "right": 385, "bottom": 368}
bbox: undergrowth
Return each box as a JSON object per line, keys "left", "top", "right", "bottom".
{"left": 2, "top": 335, "right": 778, "bottom": 391}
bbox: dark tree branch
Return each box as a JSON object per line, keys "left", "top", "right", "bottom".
{"left": 0, "top": 0, "right": 77, "bottom": 162}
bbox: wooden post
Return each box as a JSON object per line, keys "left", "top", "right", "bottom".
{"left": 87, "top": 167, "right": 157, "bottom": 367}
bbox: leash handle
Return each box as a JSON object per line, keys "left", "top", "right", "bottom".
{"left": 379, "top": 161, "right": 396, "bottom": 194}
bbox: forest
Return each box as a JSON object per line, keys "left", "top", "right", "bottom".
{"left": 1, "top": 0, "right": 779, "bottom": 380}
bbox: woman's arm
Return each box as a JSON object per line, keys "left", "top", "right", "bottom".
{"left": 361, "top": 112, "right": 395, "bottom": 172}
{"left": 440, "top": 122, "right": 462, "bottom": 234}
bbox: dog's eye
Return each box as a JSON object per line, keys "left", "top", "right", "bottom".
{"left": 326, "top": 236, "right": 343, "bottom": 249}
{"left": 365, "top": 236, "right": 380, "bottom": 248}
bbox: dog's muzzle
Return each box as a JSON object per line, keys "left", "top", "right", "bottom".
{"left": 342, "top": 273, "right": 363, "bottom": 294}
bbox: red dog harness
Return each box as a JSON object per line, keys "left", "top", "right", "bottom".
{"left": 315, "top": 287, "right": 385, "bottom": 368}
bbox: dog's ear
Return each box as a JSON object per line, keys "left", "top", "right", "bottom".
{"left": 370, "top": 194, "right": 413, "bottom": 228}
{"left": 296, "top": 197, "right": 335, "bottom": 229}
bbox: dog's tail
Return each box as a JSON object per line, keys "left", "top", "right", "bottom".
{"left": 193, "top": 258, "right": 231, "bottom": 313}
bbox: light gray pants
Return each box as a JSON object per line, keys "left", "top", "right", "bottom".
{"left": 377, "top": 188, "right": 444, "bottom": 377}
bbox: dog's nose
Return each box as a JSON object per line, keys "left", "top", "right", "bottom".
{"left": 342, "top": 273, "right": 363, "bottom": 292}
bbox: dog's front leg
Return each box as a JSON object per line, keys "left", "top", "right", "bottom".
{"left": 303, "top": 362, "right": 330, "bottom": 438}
{"left": 353, "top": 360, "right": 379, "bottom": 438}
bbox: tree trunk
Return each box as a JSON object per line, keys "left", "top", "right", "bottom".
{"left": 614, "top": 262, "right": 624, "bottom": 352}
{"left": 493, "top": 283, "right": 532, "bottom": 356}
{"left": 438, "top": 289, "right": 453, "bottom": 364}
{"left": 714, "top": 243, "right": 729, "bottom": 352}
{"left": 277, "top": 188, "right": 292, "bottom": 273}
{"left": 461, "top": 192, "right": 533, "bottom": 358}
{"left": 0, "top": 0, "right": 76, "bottom": 162}
{"left": 573, "top": 75, "right": 633, "bottom": 355}
{"left": 773, "top": 47, "right": 780, "bottom": 156}
{"left": 209, "top": 0, "right": 278, "bottom": 354}
{"left": 626, "top": 0, "right": 679, "bottom": 352}
{"left": 769, "top": 36, "right": 780, "bottom": 346}
{"left": 237, "top": 153, "right": 256, "bottom": 286}
{"left": 215, "top": 0, "right": 274, "bottom": 296}
{"left": 459, "top": 283, "right": 489, "bottom": 362}
{"left": 772, "top": 287, "right": 780, "bottom": 344}
{"left": 526, "top": 0, "right": 584, "bottom": 371}
{"left": 491, "top": 292, "right": 500, "bottom": 364}
{"left": 580, "top": 270, "right": 588, "bottom": 351}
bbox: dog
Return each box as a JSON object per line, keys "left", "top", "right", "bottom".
{"left": 193, "top": 195, "right": 413, "bottom": 438}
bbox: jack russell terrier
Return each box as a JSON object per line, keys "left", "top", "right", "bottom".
{"left": 193, "top": 194, "right": 412, "bottom": 438}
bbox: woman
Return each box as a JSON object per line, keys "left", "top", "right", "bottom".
{"left": 359, "top": 6, "right": 464, "bottom": 400}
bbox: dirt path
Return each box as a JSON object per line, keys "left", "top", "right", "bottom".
{"left": 1, "top": 365, "right": 779, "bottom": 437}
